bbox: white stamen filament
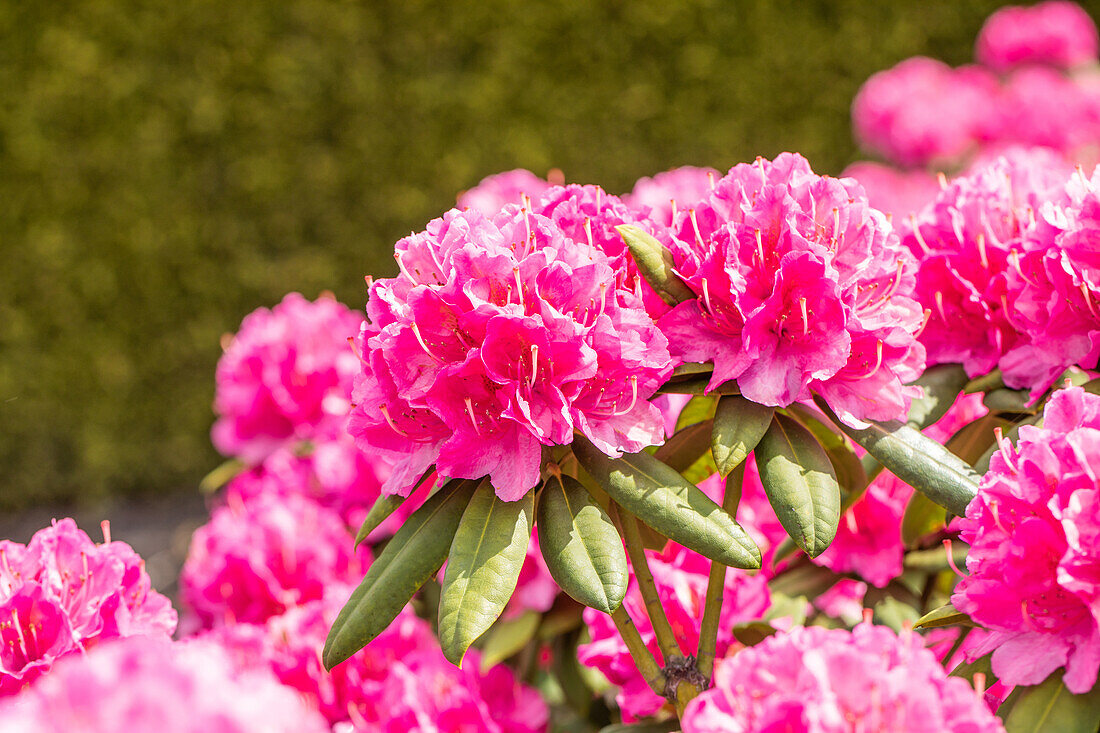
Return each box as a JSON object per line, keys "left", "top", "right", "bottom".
{"left": 411, "top": 322, "right": 438, "bottom": 361}
{"left": 379, "top": 404, "right": 407, "bottom": 436}
{"left": 933, "top": 291, "right": 947, "bottom": 321}
{"left": 394, "top": 252, "right": 416, "bottom": 282}
{"left": 689, "top": 208, "right": 704, "bottom": 248}
{"left": 937, "top": 171, "right": 948, "bottom": 189}
{"left": 669, "top": 199, "right": 678, "bottom": 221}
{"left": 529, "top": 344, "right": 539, "bottom": 386}
{"left": 909, "top": 215, "right": 931, "bottom": 255}
{"left": 513, "top": 267, "right": 525, "bottom": 308}
{"left": 702, "top": 278, "right": 714, "bottom": 315}
{"left": 851, "top": 340, "right": 884, "bottom": 380}
{"left": 800, "top": 297, "right": 809, "bottom": 336}
{"left": 464, "top": 397, "right": 481, "bottom": 435}
{"left": 613, "top": 376, "right": 639, "bottom": 416}
{"left": 1082, "top": 282, "right": 1099, "bottom": 319}
{"left": 976, "top": 233, "right": 989, "bottom": 269}
{"left": 706, "top": 170, "right": 716, "bottom": 190}
{"left": 755, "top": 228, "right": 765, "bottom": 261}
{"left": 913, "top": 308, "right": 932, "bottom": 338}
{"left": 583, "top": 217, "right": 594, "bottom": 253}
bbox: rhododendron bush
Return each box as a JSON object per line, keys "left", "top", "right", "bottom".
{"left": 6, "top": 3, "right": 1100, "bottom": 732}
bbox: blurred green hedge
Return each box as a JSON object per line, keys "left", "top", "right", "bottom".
{"left": 0, "top": 0, "right": 1047, "bottom": 509}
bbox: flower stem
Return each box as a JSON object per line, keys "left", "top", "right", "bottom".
{"left": 696, "top": 462, "right": 745, "bottom": 681}
{"left": 609, "top": 605, "right": 666, "bottom": 696}
{"left": 612, "top": 502, "right": 682, "bottom": 665}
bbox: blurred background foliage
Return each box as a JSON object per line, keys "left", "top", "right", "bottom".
{"left": 0, "top": 0, "right": 1081, "bottom": 510}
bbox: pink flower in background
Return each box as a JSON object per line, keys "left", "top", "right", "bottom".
{"left": 852, "top": 57, "right": 1000, "bottom": 167}
{"left": 507, "top": 533, "right": 559, "bottom": 618}
{"left": 841, "top": 162, "right": 941, "bottom": 222}
{"left": 1002, "top": 164, "right": 1100, "bottom": 387}
{"left": 0, "top": 519, "right": 176, "bottom": 695}
{"left": 578, "top": 542, "right": 770, "bottom": 722}
{"left": 623, "top": 166, "right": 720, "bottom": 227}
{"left": 209, "top": 585, "right": 547, "bottom": 732}
{"left": 902, "top": 149, "right": 1072, "bottom": 383}
{"left": 212, "top": 293, "right": 364, "bottom": 463}
{"left": 682, "top": 624, "right": 1004, "bottom": 733}
{"left": 994, "top": 66, "right": 1100, "bottom": 154}
{"left": 954, "top": 386, "right": 1100, "bottom": 693}
{"left": 221, "top": 439, "right": 412, "bottom": 540}
{"left": 0, "top": 636, "right": 329, "bottom": 733}
{"left": 349, "top": 204, "right": 673, "bottom": 501}
{"left": 976, "top": 1, "right": 1099, "bottom": 72}
{"left": 457, "top": 169, "right": 554, "bottom": 216}
{"left": 659, "top": 153, "right": 925, "bottom": 427}
{"left": 180, "top": 492, "right": 368, "bottom": 629}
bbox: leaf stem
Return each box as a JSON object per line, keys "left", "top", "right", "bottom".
{"left": 696, "top": 463, "right": 745, "bottom": 681}
{"left": 609, "top": 605, "right": 666, "bottom": 696}
{"left": 613, "top": 502, "right": 682, "bottom": 665}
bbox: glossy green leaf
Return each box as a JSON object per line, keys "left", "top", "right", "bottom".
{"left": 786, "top": 404, "right": 867, "bottom": 503}
{"left": 983, "top": 388, "right": 1039, "bottom": 415}
{"left": 1004, "top": 671, "right": 1100, "bottom": 733}
{"left": 913, "top": 603, "right": 971, "bottom": 630}
{"left": 731, "top": 620, "right": 778, "bottom": 647}
{"left": 479, "top": 610, "right": 540, "bottom": 670}
{"left": 572, "top": 437, "right": 760, "bottom": 569}
{"left": 901, "top": 490, "right": 947, "bottom": 547}
{"left": 712, "top": 395, "right": 774, "bottom": 477}
{"left": 675, "top": 395, "right": 718, "bottom": 431}
{"left": 656, "top": 375, "right": 740, "bottom": 395}
{"left": 438, "top": 485, "right": 534, "bottom": 666}
{"left": 354, "top": 494, "right": 407, "bottom": 548}
{"left": 616, "top": 224, "right": 694, "bottom": 306}
{"left": 906, "top": 364, "right": 969, "bottom": 429}
{"left": 814, "top": 397, "right": 981, "bottom": 516}
{"left": 873, "top": 596, "right": 919, "bottom": 632}
{"left": 653, "top": 418, "right": 713, "bottom": 472}
{"left": 946, "top": 414, "right": 1012, "bottom": 465}
{"left": 537, "top": 475, "right": 628, "bottom": 613}
{"left": 323, "top": 479, "right": 477, "bottom": 669}
{"left": 950, "top": 652, "right": 997, "bottom": 686}
{"left": 754, "top": 414, "right": 841, "bottom": 558}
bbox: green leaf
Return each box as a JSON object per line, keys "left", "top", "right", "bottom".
{"left": 814, "top": 397, "right": 981, "bottom": 516}
{"left": 1004, "top": 671, "right": 1100, "bottom": 733}
{"left": 946, "top": 414, "right": 1012, "bottom": 465}
{"left": 786, "top": 404, "right": 867, "bottom": 503}
{"left": 913, "top": 603, "right": 971, "bottom": 630}
{"left": 906, "top": 364, "right": 969, "bottom": 429}
{"left": 616, "top": 224, "right": 694, "bottom": 306}
{"left": 653, "top": 418, "right": 713, "bottom": 472}
{"left": 950, "top": 652, "right": 997, "bottom": 686}
{"left": 479, "top": 610, "right": 540, "bottom": 670}
{"left": 656, "top": 375, "right": 740, "bottom": 395}
{"left": 712, "top": 395, "right": 774, "bottom": 477}
{"left": 731, "top": 620, "right": 778, "bottom": 647}
{"left": 323, "top": 479, "right": 478, "bottom": 669}
{"left": 973, "top": 413, "right": 1040, "bottom": 474}
{"left": 900, "top": 490, "right": 947, "bottom": 547}
{"left": 438, "top": 484, "right": 535, "bottom": 666}
{"left": 537, "top": 475, "right": 628, "bottom": 613}
{"left": 873, "top": 596, "right": 919, "bottom": 632}
{"left": 572, "top": 437, "right": 760, "bottom": 569}
{"left": 599, "top": 721, "right": 680, "bottom": 733}
{"left": 675, "top": 395, "right": 718, "bottom": 432}
{"left": 199, "top": 458, "right": 244, "bottom": 494}
{"left": 354, "top": 494, "right": 408, "bottom": 548}
{"left": 983, "top": 388, "right": 1039, "bottom": 415}
{"left": 754, "top": 414, "right": 841, "bottom": 558}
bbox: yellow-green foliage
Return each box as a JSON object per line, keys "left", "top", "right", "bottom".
{"left": 0, "top": 1, "right": 1016, "bottom": 508}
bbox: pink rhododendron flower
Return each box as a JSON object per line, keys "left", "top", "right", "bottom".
{"left": 903, "top": 148, "right": 1072, "bottom": 381}
{"left": 209, "top": 585, "right": 547, "bottom": 732}
{"left": 212, "top": 293, "right": 365, "bottom": 463}
{"left": 577, "top": 542, "right": 770, "bottom": 722}
{"left": 457, "top": 169, "right": 554, "bottom": 216}
{"left": 623, "top": 166, "right": 720, "bottom": 227}
{"left": 180, "top": 492, "right": 369, "bottom": 629}
{"left": 658, "top": 153, "right": 926, "bottom": 427}
{"left": 1001, "top": 165, "right": 1100, "bottom": 387}
{"left": 953, "top": 386, "right": 1100, "bottom": 693}
{"left": 853, "top": 58, "right": 1000, "bottom": 167}
{"left": 841, "top": 162, "right": 941, "bottom": 222}
{"left": 0, "top": 519, "right": 176, "bottom": 695}
{"left": 682, "top": 624, "right": 1004, "bottom": 733}
{"left": 221, "top": 438, "right": 410, "bottom": 539}
{"left": 0, "top": 636, "right": 328, "bottom": 733}
{"left": 976, "top": 1, "right": 1099, "bottom": 72}
{"left": 348, "top": 203, "right": 674, "bottom": 501}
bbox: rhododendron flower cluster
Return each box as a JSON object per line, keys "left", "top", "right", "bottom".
{"left": 623, "top": 165, "right": 719, "bottom": 227}
{"left": 902, "top": 148, "right": 1075, "bottom": 385}
{"left": 657, "top": 153, "right": 926, "bottom": 426}
{"left": 457, "top": 168, "right": 554, "bottom": 217}
{"left": 976, "top": 1, "right": 1100, "bottom": 72}
{"left": 0, "top": 637, "right": 329, "bottom": 733}
{"left": 212, "top": 292, "right": 365, "bottom": 463}
{"left": 180, "top": 491, "right": 369, "bottom": 629}
{"left": 0, "top": 520, "right": 176, "bottom": 695}
{"left": 578, "top": 542, "right": 770, "bottom": 722}
{"left": 348, "top": 202, "right": 674, "bottom": 500}
{"left": 954, "top": 386, "right": 1100, "bottom": 693}
{"left": 207, "top": 585, "right": 547, "bottom": 732}
{"left": 681, "top": 624, "right": 1004, "bottom": 733}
